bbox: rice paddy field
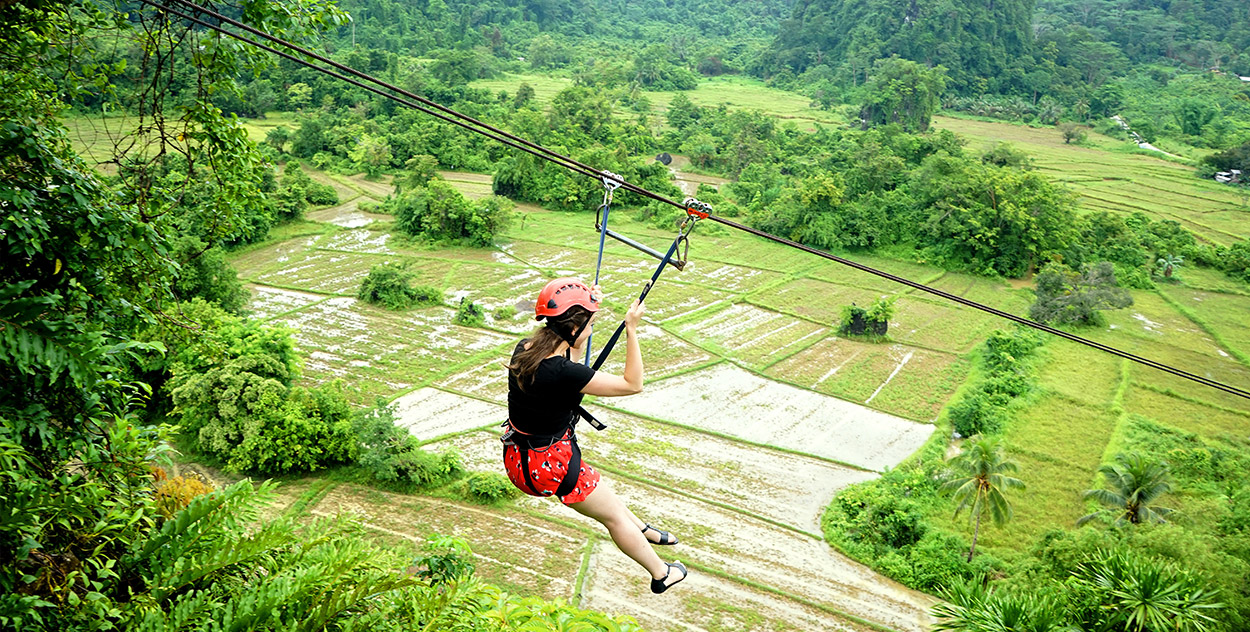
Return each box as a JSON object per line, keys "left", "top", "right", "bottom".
{"left": 471, "top": 73, "right": 847, "bottom": 131}
{"left": 932, "top": 116, "right": 1250, "bottom": 246}
{"left": 59, "top": 81, "right": 1250, "bottom": 629}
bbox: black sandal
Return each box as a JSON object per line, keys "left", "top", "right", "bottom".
{"left": 641, "top": 523, "right": 679, "bottom": 546}
{"left": 651, "top": 561, "right": 688, "bottom": 594}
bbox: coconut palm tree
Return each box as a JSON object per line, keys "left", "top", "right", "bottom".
{"left": 1078, "top": 452, "right": 1175, "bottom": 526}
{"left": 939, "top": 436, "right": 1025, "bottom": 561}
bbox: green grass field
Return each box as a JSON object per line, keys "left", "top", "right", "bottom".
{"left": 933, "top": 116, "right": 1250, "bottom": 246}
{"left": 471, "top": 73, "right": 847, "bottom": 131}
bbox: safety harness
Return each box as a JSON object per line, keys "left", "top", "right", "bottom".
{"left": 501, "top": 176, "right": 711, "bottom": 498}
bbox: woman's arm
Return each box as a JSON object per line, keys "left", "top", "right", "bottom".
{"left": 581, "top": 299, "right": 644, "bottom": 397}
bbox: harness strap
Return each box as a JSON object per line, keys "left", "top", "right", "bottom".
{"left": 505, "top": 423, "right": 583, "bottom": 499}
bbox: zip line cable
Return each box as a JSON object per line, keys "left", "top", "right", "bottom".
{"left": 144, "top": 0, "right": 1250, "bottom": 402}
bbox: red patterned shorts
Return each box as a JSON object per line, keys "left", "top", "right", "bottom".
{"left": 502, "top": 434, "right": 600, "bottom": 505}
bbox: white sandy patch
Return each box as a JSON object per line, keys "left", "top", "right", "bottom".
{"left": 245, "top": 285, "right": 325, "bottom": 320}
{"left": 866, "top": 348, "right": 914, "bottom": 404}
{"left": 391, "top": 388, "right": 505, "bottom": 439}
{"left": 320, "top": 228, "right": 394, "bottom": 254}
{"left": 815, "top": 349, "right": 862, "bottom": 387}
{"left": 1132, "top": 313, "right": 1163, "bottom": 331}
{"left": 613, "top": 364, "right": 933, "bottom": 471}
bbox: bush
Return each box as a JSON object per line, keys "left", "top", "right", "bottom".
{"left": 1029, "top": 262, "right": 1133, "bottom": 326}
{"left": 358, "top": 262, "right": 443, "bottom": 309}
{"left": 353, "top": 406, "right": 464, "bottom": 488}
{"left": 839, "top": 297, "right": 894, "bottom": 337}
{"left": 454, "top": 297, "right": 486, "bottom": 327}
{"left": 152, "top": 469, "right": 215, "bottom": 519}
{"left": 492, "top": 304, "right": 517, "bottom": 320}
{"left": 391, "top": 180, "right": 512, "bottom": 246}
{"left": 949, "top": 392, "right": 1007, "bottom": 437}
{"left": 464, "top": 472, "right": 520, "bottom": 504}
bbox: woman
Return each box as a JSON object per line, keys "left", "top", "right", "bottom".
{"left": 502, "top": 277, "right": 688, "bottom": 594}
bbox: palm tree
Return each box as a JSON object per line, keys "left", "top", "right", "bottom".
{"left": 1078, "top": 453, "right": 1175, "bottom": 526}
{"left": 939, "top": 436, "right": 1025, "bottom": 561}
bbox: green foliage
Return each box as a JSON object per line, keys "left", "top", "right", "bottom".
{"left": 1203, "top": 141, "right": 1250, "bottom": 174}
{"left": 822, "top": 466, "right": 997, "bottom": 591}
{"left": 949, "top": 393, "right": 1008, "bottom": 438}
{"left": 413, "top": 534, "right": 476, "bottom": 586}
{"left": 265, "top": 125, "right": 291, "bottom": 153}
{"left": 859, "top": 57, "right": 948, "bottom": 133}
{"left": 357, "top": 263, "right": 443, "bottom": 310}
{"left": 1078, "top": 452, "right": 1176, "bottom": 527}
{"left": 1058, "top": 121, "right": 1087, "bottom": 144}
{"left": 164, "top": 303, "right": 356, "bottom": 475}
{"left": 464, "top": 472, "right": 521, "bottom": 504}
{"left": 1070, "top": 551, "right": 1224, "bottom": 632}
{"left": 169, "top": 235, "right": 248, "bottom": 313}
{"left": 352, "top": 406, "right": 464, "bottom": 489}
{"left": 453, "top": 298, "right": 486, "bottom": 327}
{"left": 491, "top": 304, "right": 517, "bottom": 320}
{"left": 933, "top": 581, "right": 1067, "bottom": 632}
{"left": 391, "top": 180, "right": 512, "bottom": 246}
{"left": 948, "top": 328, "right": 1043, "bottom": 437}
{"left": 1029, "top": 262, "right": 1133, "bottom": 326}
{"left": 940, "top": 436, "right": 1026, "bottom": 560}
{"left": 838, "top": 296, "right": 894, "bottom": 338}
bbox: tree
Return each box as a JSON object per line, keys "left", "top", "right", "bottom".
{"left": 1156, "top": 254, "right": 1184, "bottom": 279}
{"left": 1078, "top": 453, "right": 1175, "bottom": 526}
{"left": 860, "top": 56, "right": 948, "bottom": 133}
{"left": 287, "top": 82, "right": 313, "bottom": 110}
{"left": 513, "top": 82, "right": 535, "bottom": 109}
{"left": 266, "top": 125, "right": 291, "bottom": 153}
{"left": 391, "top": 180, "right": 513, "bottom": 246}
{"left": 1029, "top": 262, "right": 1132, "bottom": 325}
{"left": 349, "top": 133, "right": 393, "bottom": 177}
{"left": 1058, "top": 122, "right": 1087, "bottom": 144}
{"left": 939, "top": 437, "right": 1025, "bottom": 561}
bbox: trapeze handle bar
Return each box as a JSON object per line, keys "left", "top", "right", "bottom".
{"left": 598, "top": 227, "right": 686, "bottom": 271}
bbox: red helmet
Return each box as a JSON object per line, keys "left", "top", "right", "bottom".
{"left": 535, "top": 277, "right": 599, "bottom": 321}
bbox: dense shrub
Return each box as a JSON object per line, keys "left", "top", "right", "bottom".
{"left": 165, "top": 304, "right": 357, "bottom": 474}
{"left": 822, "top": 467, "right": 992, "bottom": 591}
{"left": 838, "top": 296, "right": 895, "bottom": 338}
{"left": 454, "top": 297, "right": 486, "bottom": 327}
{"left": 391, "top": 179, "right": 512, "bottom": 246}
{"left": 353, "top": 406, "right": 465, "bottom": 489}
{"left": 357, "top": 263, "right": 443, "bottom": 309}
{"left": 464, "top": 472, "right": 521, "bottom": 504}
{"left": 949, "top": 392, "right": 1008, "bottom": 437}
{"left": 1029, "top": 262, "right": 1133, "bottom": 326}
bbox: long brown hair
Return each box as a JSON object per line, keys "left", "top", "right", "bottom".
{"left": 508, "top": 306, "right": 593, "bottom": 390}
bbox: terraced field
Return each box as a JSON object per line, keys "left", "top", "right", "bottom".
{"left": 231, "top": 156, "right": 1250, "bottom": 626}
{"left": 225, "top": 168, "right": 990, "bottom": 631}
{"left": 933, "top": 116, "right": 1250, "bottom": 246}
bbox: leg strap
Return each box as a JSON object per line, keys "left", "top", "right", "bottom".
{"left": 555, "top": 435, "right": 582, "bottom": 499}
{"left": 514, "top": 435, "right": 583, "bottom": 499}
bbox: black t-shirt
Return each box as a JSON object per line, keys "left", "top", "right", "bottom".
{"left": 507, "top": 340, "right": 597, "bottom": 437}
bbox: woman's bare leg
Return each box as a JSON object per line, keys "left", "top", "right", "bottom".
{"left": 569, "top": 485, "right": 672, "bottom": 580}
